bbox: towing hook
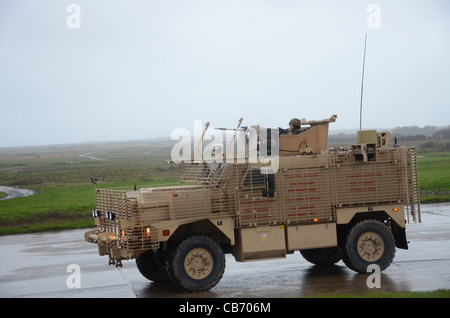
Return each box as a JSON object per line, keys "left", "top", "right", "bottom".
{"left": 108, "top": 255, "right": 123, "bottom": 268}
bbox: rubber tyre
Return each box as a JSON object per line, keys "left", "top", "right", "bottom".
{"left": 136, "top": 250, "right": 169, "bottom": 282}
{"left": 300, "top": 247, "right": 341, "bottom": 266}
{"left": 166, "top": 234, "right": 225, "bottom": 292}
{"left": 341, "top": 219, "right": 396, "bottom": 273}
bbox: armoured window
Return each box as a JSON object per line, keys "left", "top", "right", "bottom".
{"left": 243, "top": 170, "right": 276, "bottom": 197}
{"left": 243, "top": 170, "right": 265, "bottom": 187}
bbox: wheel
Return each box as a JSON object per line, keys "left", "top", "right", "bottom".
{"left": 136, "top": 250, "right": 169, "bottom": 282}
{"left": 341, "top": 219, "right": 395, "bottom": 273}
{"left": 166, "top": 234, "right": 225, "bottom": 292}
{"left": 300, "top": 247, "right": 341, "bottom": 266}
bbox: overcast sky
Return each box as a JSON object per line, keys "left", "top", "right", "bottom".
{"left": 1, "top": 0, "right": 449, "bottom": 147}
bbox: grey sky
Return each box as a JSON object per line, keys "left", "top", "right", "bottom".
{"left": 1, "top": 0, "right": 449, "bottom": 147}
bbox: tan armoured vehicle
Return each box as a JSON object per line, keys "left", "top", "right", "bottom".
{"left": 85, "top": 115, "right": 421, "bottom": 292}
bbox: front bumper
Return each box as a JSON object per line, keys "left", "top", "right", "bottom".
{"left": 85, "top": 229, "right": 127, "bottom": 267}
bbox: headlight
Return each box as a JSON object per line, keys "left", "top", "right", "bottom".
{"left": 106, "top": 211, "right": 116, "bottom": 221}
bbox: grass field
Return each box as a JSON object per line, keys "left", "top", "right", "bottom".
{"left": 417, "top": 152, "right": 450, "bottom": 203}
{"left": 0, "top": 139, "right": 449, "bottom": 235}
{"left": 0, "top": 139, "right": 182, "bottom": 235}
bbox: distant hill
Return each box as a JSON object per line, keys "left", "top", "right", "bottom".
{"left": 330, "top": 125, "right": 449, "bottom": 137}
{"left": 328, "top": 125, "right": 450, "bottom": 147}
{"left": 2, "top": 125, "right": 449, "bottom": 155}
{"left": 390, "top": 125, "right": 450, "bottom": 137}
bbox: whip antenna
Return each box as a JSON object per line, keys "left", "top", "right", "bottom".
{"left": 359, "top": 33, "right": 368, "bottom": 130}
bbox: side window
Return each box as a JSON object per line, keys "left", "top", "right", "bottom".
{"left": 243, "top": 170, "right": 275, "bottom": 197}
{"left": 243, "top": 170, "right": 265, "bottom": 187}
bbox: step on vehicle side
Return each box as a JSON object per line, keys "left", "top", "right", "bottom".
{"left": 85, "top": 115, "right": 421, "bottom": 292}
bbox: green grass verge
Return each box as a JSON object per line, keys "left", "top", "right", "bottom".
{"left": 308, "top": 289, "right": 450, "bottom": 298}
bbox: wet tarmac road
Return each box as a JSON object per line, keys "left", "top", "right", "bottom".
{"left": 1, "top": 203, "right": 449, "bottom": 298}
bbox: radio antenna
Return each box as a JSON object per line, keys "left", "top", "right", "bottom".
{"left": 359, "top": 33, "right": 368, "bottom": 130}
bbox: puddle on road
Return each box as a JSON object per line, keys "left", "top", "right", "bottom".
{"left": 0, "top": 186, "right": 36, "bottom": 200}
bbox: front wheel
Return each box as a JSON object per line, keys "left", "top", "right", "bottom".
{"left": 166, "top": 234, "right": 225, "bottom": 292}
{"left": 136, "top": 249, "right": 169, "bottom": 282}
{"left": 341, "top": 219, "right": 396, "bottom": 273}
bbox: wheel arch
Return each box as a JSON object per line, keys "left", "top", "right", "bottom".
{"left": 162, "top": 216, "right": 235, "bottom": 251}
{"left": 336, "top": 206, "right": 408, "bottom": 250}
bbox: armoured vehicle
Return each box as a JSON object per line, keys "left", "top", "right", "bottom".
{"left": 85, "top": 115, "right": 421, "bottom": 292}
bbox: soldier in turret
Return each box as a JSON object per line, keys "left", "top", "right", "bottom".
{"left": 288, "top": 118, "right": 301, "bottom": 134}
{"left": 280, "top": 118, "right": 301, "bottom": 135}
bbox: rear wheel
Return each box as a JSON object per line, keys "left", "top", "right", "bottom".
{"left": 300, "top": 247, "right": 341, "bottom": 266}
{"left": 166, "top": 234, "right": 225, "bottom": 292}
{"left": 341, "top": 219, "right": 395, "bottom": 273}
